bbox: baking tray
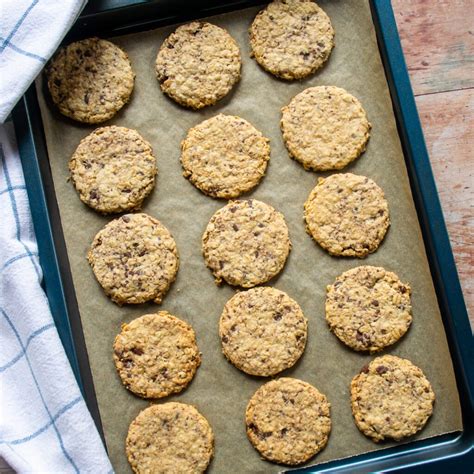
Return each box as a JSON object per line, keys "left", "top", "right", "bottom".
{"left": 12, "top": 0, "right": 473, "bottom": 472}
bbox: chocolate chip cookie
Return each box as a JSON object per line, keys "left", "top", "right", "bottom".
{"left": 326, "top": 266, "right": 412, "bottom": 352}
{"left": 126, "top": 403, "right": 214, "bottom": 473}
{"left": 202, "top": 199, "right": 291, "bottom": 287}
{"left": 181, "top": 114, "right": 270, "bottom": 198}
{"left": 88, "top": 213, "right": 179, "bottom": 305}
{"left": 281, "top": 86, "right": 371, "bottom": 171}
{"left": 219, "top": 287, "right": 307, "bottom": 376}
{"left": 47, "top": 38, "right": 134, "bottom": 123}
{"left": 250, "top": 0, "right": 334, "bottom": 80}
{"left": 351, "top": 355, "right": 435, "bottom": 442}
{"left": 156, "top": 22, "right": 241, "bottom": 109}
{"left": 304, "top": 173, "right": 390, "bottom": 257}
{"left": 69, "top": 126, "right": 157, "bottom": 214}
{"left": 246, "top": 377, "right": 331, "bottom": 465}
{"left": 113, "top": 312, "right": 200, "bottom": 399}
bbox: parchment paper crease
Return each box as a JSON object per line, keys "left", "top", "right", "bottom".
{"left": 36, "top": 1, "right": 462, "bottom": 472}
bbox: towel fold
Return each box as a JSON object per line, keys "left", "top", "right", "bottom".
{"left": 0, "top": 0, "right": 88, "bottom": 122}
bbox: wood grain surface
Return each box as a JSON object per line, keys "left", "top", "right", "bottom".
{"left": 393, "top": 0, "right": 474, "bottom": 95}
{"left": 0, "top": 459, "right": 12, "bottom": 474}
{"left": 1, "top": 1, "right": 471, "bottom": 473}
{"left": 393, "top": 0, "right": 473, "bottom": 326}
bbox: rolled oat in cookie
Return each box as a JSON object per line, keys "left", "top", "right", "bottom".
{"left": 245, "top": 377, "right": 331, "bottom": 465}
{"left": 113, "top": 312, "right": 200, "bottom": 399}
{"left": 69, "top": 126, "right": 157, "bottom": 214}
{"left": 249, "top": 0, "right": 335, "bottom": 80}
{"left": 351, "top": 355, "right": 435, "bottom": 442}
{"left": 46, "top": 37, "right": 134, "bottom": 124}
{"left": 181, "top": 114, "right": 270, "bottom": 199}
{"left": 155, "top": 22, "right": 241, "bottom": 109}
{"left": 304, "top": 173, "right": 390, "bottom": 257}
{"left": 126, "top": 403, "right": 214, "bottom": 474}
{"left": 326, "top": 266, "right": 412, "bottom": 352}
{"left": 202, "top": 199, "right": 291, "bottom": 288}
{"left": 281, "top": 86, "right": 371, "bottom": 171}
{"left": 219, "top": 287, "right": 307, "bottom": 376}
{"left": 88, "top": 213, "right": 178, "bottom": 305}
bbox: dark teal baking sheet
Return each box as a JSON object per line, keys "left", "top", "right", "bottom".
{"left": 12, "top": 1, "right": 473, "bottom": 472}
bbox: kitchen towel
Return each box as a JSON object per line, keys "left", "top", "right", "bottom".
{"left": 0, "top": 93, "right": 112, "bottom": 474}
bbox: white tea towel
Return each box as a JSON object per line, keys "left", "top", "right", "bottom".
{"left": 0, "top": 119, "right": 113, "bottom": 473}
{"left": 0, "top": 0, "right": 88, "bottom": 123}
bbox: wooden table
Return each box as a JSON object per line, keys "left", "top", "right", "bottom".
{"left": 393, "top": 0, "right": 473, "bottom": 327}
{"left": 0, "top": 2, "right": 471, "bottom": 473}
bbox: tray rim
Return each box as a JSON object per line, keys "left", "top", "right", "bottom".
{"left": 12, "top": 0, "right": 473, "bottom": 472}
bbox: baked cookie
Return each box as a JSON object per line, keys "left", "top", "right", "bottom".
{"left": 245, "top": 378, "right": 331, "bottom": 465}
{"left": 113, "top": 312, "right": 200, "bottom": 399}
{"left": 126, "top": 403, "right": 214, "bottom": 474}
{"left": 155, "top": 22, "right": 241, "bottom": 109}
{"left": 202, "top": 199, "right": 291, "bottom": 287}
{"left": 88, "top": 213, "right": 179, "bottom": 305}
{"left": 304, "top": 173, "right": 390, "bottom": 257}
{"left": 46, "top": 38, "right": 134, "bottom": 123}
{"left": 69, "top": 126, "right": 157, "bottom": 214}
{"left": 249, "top": 0, "right": 334, "bottom": 80}
{"left": 281, "top": 86, "right": 371, "bottom": 171}
{"left": 326, "top": 266, "right": 412, "bottom": 352}
{"left": 181, "top": 114, "right": 270, "bottom": 199}
{"left": 351, "top": 355, "right": 435, "bottom": 442}
{"left": 219, "top": 287, "right": 307, "bottom": 376}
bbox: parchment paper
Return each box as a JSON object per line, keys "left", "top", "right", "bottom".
{"left": 35, "top": 1, "right": 462, "bottom": 472}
